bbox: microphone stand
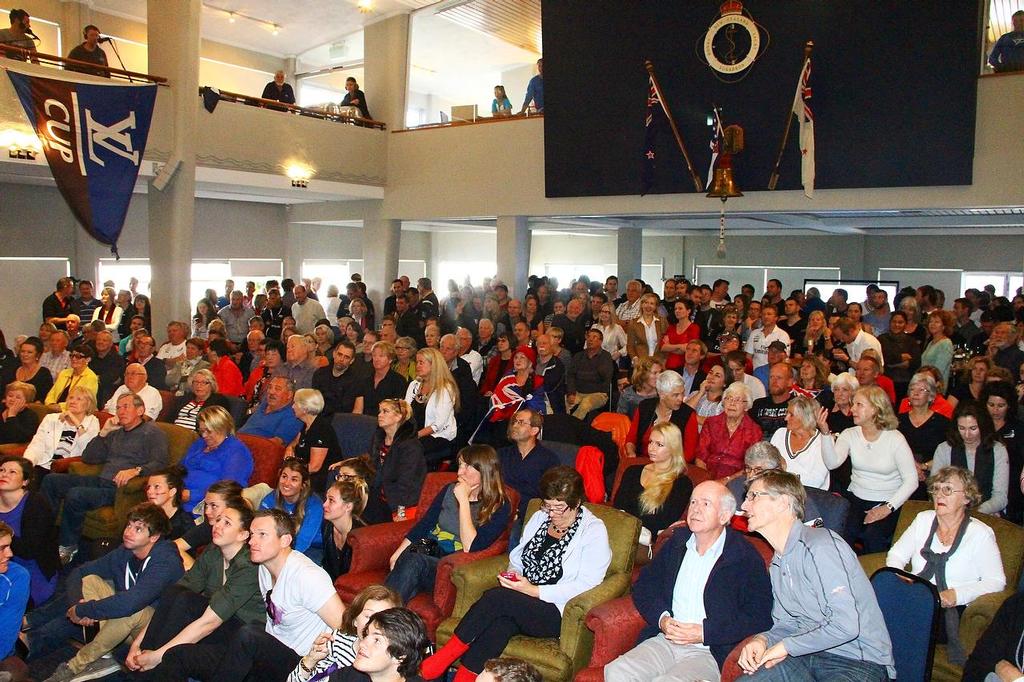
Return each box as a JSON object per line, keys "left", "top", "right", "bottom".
{"left": 105, "top": 38, "right": 133, "bottom": 82}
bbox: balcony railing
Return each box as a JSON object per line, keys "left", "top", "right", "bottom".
{"left": 203, "top": 87, "right": 387, "bottom": 130}
{"left": 1, "top": 45, "right": 168, "bottom": 85}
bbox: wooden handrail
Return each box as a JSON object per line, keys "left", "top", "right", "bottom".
{"left": 206, "top": 87, "right": 387, "bottom": 130}
{"left": 1, "top": 45, "right": 168, "bottom": 84}
{"left": 396, "top": 112, "right": 543, "bottom": 133}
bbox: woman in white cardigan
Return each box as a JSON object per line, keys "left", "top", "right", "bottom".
{"left": 23, "top": 385, "right": 100, "bottom": 473}
{"left": 419, "top": 466, "right": 611, "bottom": 680}
{"left": 887, "top": 466, "right": 1005, "bottom": 665}
{"left": 405, "top": 347, "right": 458, "bottom": 469}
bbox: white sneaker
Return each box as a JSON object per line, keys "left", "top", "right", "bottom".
{"left": 58, "top": 545, "right": 78, "bottom": 566}
{"left": 69, "top": 658, "right": 122, "bottom": 681}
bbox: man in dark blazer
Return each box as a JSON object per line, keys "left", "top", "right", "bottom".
{"left": 605, "top": 480, "right": 773, "bottom": 681}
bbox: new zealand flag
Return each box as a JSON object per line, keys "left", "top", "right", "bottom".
{"left": 6, "top": 66, "right": 157, "bottom": 257}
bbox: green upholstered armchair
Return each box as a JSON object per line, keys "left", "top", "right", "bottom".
{"left": 860, "top": 499, "right": 1024, "bottom": 682}
{"left": 70, "top": 422, "right": 198, "bottom": 539}
{"left": 435, "top": 499, "right": 641, "bottom": 682}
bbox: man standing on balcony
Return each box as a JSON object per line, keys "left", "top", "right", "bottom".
{"left": 66, "top": 24, "right": 109, "bottom": 76}
{"left": 0, "top": 9, "right": 36, "bottom": 59}
{"left": 519, "top": 58, "right": 543, "bottom": 114}
{"left": 261, "top": 70, "right": 295, "bottom": 105}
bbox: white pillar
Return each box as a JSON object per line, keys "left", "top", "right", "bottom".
{"left": 363, "top": 13, "right": 410, "bottom": 129}
{"left": 147, "top": 0, "right": 200, "bottom": 331}
{"left": 363, "top": 217, "right": 401, "bottom": 314}
{"left": 496, "top": 216, "right": 530, "bottom": 298}
{"left": 616, "top": 226, "right": 643, "bottom": 284}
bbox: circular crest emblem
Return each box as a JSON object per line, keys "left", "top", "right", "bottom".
{"left": 699, "top": 1, "right": 768, "bottom": 82}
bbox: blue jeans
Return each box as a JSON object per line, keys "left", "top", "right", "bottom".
{"left": 384, "top": 547, "right": 441, "bottom": 603}
{"left": 42, "top": 473, "right": 117, "bottom": 547}
{"left": 746, "top": 650, "right": 889, "bottom": 681}
{"left": 24, "top": 585, "right": 79, "bottom": 661}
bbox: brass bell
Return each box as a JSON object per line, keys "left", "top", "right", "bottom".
{"left": 706, "top": 167, "right": 743, "bottom": 199}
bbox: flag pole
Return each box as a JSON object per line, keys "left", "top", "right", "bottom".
{"left": 644, "top": 60, "right": 703, "bottom": 192}
{"left": 767, "top": 41, "right": 814, "bottom": 190}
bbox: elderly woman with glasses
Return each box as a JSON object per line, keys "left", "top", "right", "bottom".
{"left": 392, "top": 337, "right": 418, "bottom": 383}
{"left": 171, "top": 368, "right": 231, "bottom": 432}
{"left": 44, "top": 346, "right": 98, "bottom": 408}
{"left": 180, "top": 406, "right": 253, "bottom": 513}
{"left": 696, "top": 381, "right": 763, "bottom": 484}
{"left": 420, "top": 466, "right": 611, "bottom": 681}
{"left": 887, "top": 466, "right": 1005, "bottom": 665}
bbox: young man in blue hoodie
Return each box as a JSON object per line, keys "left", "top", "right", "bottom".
{"left": 32, "top": 502, "right": 184, "bottom": 681}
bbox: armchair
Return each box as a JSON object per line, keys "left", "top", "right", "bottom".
{"left": 859, "top": 499, "right": 1024, "bottom": 682}
{"left": 436, "top": 500, "right": 641, "bottom": 682}
{"left": 236, "top": 433, "right": 285, "bottom": 487}
{"left": 72, "top": 422, "right": 197, "bottom": 539}
{"left": 335, "top": 472, "right": 461, "bottom": 638}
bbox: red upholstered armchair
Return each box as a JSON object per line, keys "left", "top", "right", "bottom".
{"left": 236, "top": 433, "right": 285, "bottom": 486}
{"left": 575, "top": 528, "right": 773, "bottom": 682}
{"left": 335, "top": 472, "right": 519, "bottom": 639}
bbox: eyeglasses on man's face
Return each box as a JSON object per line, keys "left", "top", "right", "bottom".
{"left": 743, "top": 490, "right": 777, "bottom": 503}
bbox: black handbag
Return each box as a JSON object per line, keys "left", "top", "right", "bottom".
{"left": 407, "top": 537, "right": 442, "bottom": 558}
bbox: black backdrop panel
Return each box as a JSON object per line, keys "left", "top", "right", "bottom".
{"left": 542, "top": 1, "right": 981, "bottom": 198}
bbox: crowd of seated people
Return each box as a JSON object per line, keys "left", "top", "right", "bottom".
{"left": 0, "top": 271, "right": 1024, "bottom": 680}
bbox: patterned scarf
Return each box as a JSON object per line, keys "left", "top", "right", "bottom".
{"left": 521, "top": 509, "right": 583, "bottom": 585}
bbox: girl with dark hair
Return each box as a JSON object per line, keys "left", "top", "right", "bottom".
{"left": 420, "top": 466, "right": 611, "bottom": 681}
{"left": 385, "top": 445, "right": 510, "bottom": 603}
{"left": 92, "top": 287, "right": 124, "bottom": 339}
{"left": 133, "top": 294, "right": 153, "bottom": 334}
{"left": 260, "top": 458, "right": 324, "bottom": 558}
{"left": 289, "top": 584, "right": 403, "bottom": 681}
{"left": 931, "top": 402, "right": 1010, "bottom": 515}
{"left": 174, "top": 480, "right": 245, "bottom": 570}
{"left": 0, "top": 455, "right": 59, "bottom": 605}
{"left": 146, "top": 466, "right": 193, "bottom": 540}
{"left": 983, "top": 381, "right": 1023, "bottom": 522}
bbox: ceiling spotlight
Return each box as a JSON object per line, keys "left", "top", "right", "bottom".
{"left": 357, "top": 0, "right": 374, "bottom": 13}
{"left": 227, "top": 12, "right": 236, "bottom": 22}
{"left": 271, "top": 24, "right": 280, "bottom": 35}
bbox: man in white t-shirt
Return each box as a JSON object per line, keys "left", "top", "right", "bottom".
{"left": 744, "top": 305, "right": 791, "bottom": 370}
{"left": 157, "top": 321, "right": 188, "bottom": 369}
{"left": 156, "top": 509, "right": 344, "bottom": 681}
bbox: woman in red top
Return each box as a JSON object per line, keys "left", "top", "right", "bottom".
{"left": 696, "top": 381, "right": 762, "bottom": 482}
{"left": 206, "top": 338, "right": 244, "bottom": 397}
{"left": 660, "top": 299, "right": 701, "bottom": 371}
{"left": 480, "top": 333, "right": 514, "bottom": 397}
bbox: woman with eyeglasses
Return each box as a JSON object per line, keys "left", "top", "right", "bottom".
{"left": 126, "top": 497, "right": 264, "bottom": 676}
{"left": 886, "top": 466, "right": 1004, "bottom": 665}
{"left": 43, "top": 345, "right": 97, "bottom": 409}
{"left": 346, "top": 399, "right": 425, "bottom": 525}
{"left": 180, "top": 406, "right": 253, "bottom": 513}
{"left": 392, "top": 337, "right": 419, "bottom": 383}
{"left": 930, "top": 402, "right": 1009, "bottom": 516}
{"left": 146, "top": 465, "right": 194, "bottom": 540}
{"left": 319, "top": 477, "right": 370, "bottom": 582}
{"left": 288, "top": 584, "right": 402, "bottom": 682}
{"left": 420, "top": 466, "right": 610, "bottom": 681}
{"left": 167, "top": 338, "right": 211, "bottom": 397}
{"left": 260, "top": 458, "right": 324, "bottom": 559}
{"left": 171, "top": 369, "right": 232, "bottom": 432}
{"left": 384, "top": 445, "right": 509, "bottom": 604}
{"left": 696, "top": 381, "right": 763, "bottom": 485}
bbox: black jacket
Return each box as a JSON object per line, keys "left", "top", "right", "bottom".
{"left": 632, "top": 526, "right": 774, "bottom": 669}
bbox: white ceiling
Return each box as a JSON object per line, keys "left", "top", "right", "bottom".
{"left": 91, "top": 0, "right": 432, "bottom": 59}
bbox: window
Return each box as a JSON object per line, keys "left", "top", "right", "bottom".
{"left": 695, "top": 265, "right": 841, "bottom": 298}
{"left": 190, "top": 261, "right": 231, "bottom": 308}
{"left": 962, "top": 271, "right": 1024, "bottom": 297}
{"left": 544, "top": 264, "right": 606, "bottom": 287}
{"left": 399, "top": 260, "right": 428, "bottom": 280}
{"left": 302, "top": 260, "right": 352, "bottom": 296}
{"left": 877, "top": 268, "right": 962, "bottom": 300}
{"left": 438, "top": 261, "right": 497, "bottom": 289}
{"left": 98, "top": 259, "right": 151, "bottom": 296}
{"left": 191, "top": 259, "right": 282, "bottom": 309}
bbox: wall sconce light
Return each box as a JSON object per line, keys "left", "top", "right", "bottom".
{"left": 286, "top": 163, "right": 313, "bottom": 188}
{"left": 0, "top": 129, "right": 42, "bottom": 161}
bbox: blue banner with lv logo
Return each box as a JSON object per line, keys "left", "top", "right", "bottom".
{"left": 5, "top": 66, "right": 157, "bottom": 257}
